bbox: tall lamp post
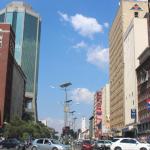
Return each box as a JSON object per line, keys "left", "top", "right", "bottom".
{"left": 60, "top": 82, "right": 72, "bottom": 127}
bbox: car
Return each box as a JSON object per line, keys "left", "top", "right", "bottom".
{"left": 31, "top": 138, "right": 68, "bottom": 150}
{"left": 111, "top": 138, "right": 121, "bottom": 143}
{"left": 94, "top": 140, "right": 112, "bottom": 150}
{"left": 0, "top": 138, "right": 26, "bottom": 150}
{"left": 81, "top": 140, "right": 94, "bottom": 150}
{"left": 50, "top": 139, "right": 70, "bottom": 150}
{"left": 110, "top": 138, "right": 150, "bottom": 150}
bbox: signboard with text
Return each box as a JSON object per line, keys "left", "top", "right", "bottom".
{"left": 131, "top": 109, "right": 136, "bottom": 119}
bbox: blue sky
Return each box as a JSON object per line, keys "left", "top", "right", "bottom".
{"left": 0, "top": 0, "right": 119, "bottom": 133}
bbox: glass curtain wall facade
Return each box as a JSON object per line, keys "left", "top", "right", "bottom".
{"left": 0, "top": 2, "right": 41, "bottom": 121}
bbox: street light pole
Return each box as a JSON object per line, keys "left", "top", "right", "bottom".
{"left": 60, "top": 82, "right": 72, "bottom": 127}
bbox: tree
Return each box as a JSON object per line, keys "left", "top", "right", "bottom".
{"left": 3, "top": 117, "right": 56, "bottom": 140}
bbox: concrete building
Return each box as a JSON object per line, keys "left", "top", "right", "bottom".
{"left": 0, "top": 24, "right": 26, "bottom": 127}
{"left": 81, "top": 117, "right": 87, "bottom": 132}
{"left": 94, "top": 91, "right": 102, "bottom": 139}
{"left": 78, "top": 117, "right": 88, "bottom": 139}
{"left": 102, "top": 84, "right": 110, "bottom": 136}
{"left": 0, "top": 1, "right": 41, "bottom": 121}
{"left": 89, "top": 116, "right": 94, "bottom": 139}
{"left": 136, "top": 47, "right": 150, "bottom": 140}
{"left": 109, "top": 0, "right": 148, "bottom": 135}
{"left": 123, "top": 18, "right": 148, "bottom": 137}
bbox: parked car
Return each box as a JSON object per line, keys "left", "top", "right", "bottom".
{"left": 94, "top": 140, "right": 112, "bottom": 150}
{"left": 50, "top": 139, "right": 70, "bottom": 150}
{"left": 110, "top": 138, "right": 150, "bottom": 150}
{"left": 111, "top": 138, "right": 121, "bottom": 143}
{"left": 81, "top": 140, "right": 94, "bottom": 150}
{"left": 0, "top": 138, "right": 26, "bottom": 150}
{"left": 31, "top": 138, "right": 68, "bottom": 150}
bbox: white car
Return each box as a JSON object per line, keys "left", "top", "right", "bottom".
{"left": 110, "top": 138, "right": 150, "bottom": 150}
{"left": 95, "top": 140, "right": 112, "bottom": 149}
{"left": 31, "top": 138, "right": 68, "bottom": 150}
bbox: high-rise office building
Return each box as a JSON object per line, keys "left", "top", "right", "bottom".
{"left": 123, "top": 17, "right": 148, "bottom": 137}
{"left": 0, "top": 1, "right": 41, "bottom": 121}
{"left": 109, "top": 0, "right": 148, "bottom": 135}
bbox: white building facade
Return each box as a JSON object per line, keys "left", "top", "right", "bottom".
{"left": 123, "top": 18, "right": 148, "bottom": 134}
{"left": 102, "top": 84, "right": 110, "bottom": 136}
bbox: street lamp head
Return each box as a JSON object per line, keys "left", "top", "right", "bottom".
{"left": 66, "top": 99, "right": 72, "bottom": 103}
{"left": 60, "top": 82, "right": 72, "bottom": 88}
{"left": 70, "top": 111, "right": 76, "bottom": 114}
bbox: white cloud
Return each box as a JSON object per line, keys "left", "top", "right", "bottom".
{"left": 71, "top": 14, "right": 103, "bottom": 38}
{"left": 104, "top": 22, "right": 109, "bottom": 28}
{"left": 70, "top": 88, "right": 94, "bottom": 103}
{"left": 87, "top": 46, "right": 109, "bottom": 67}
{"left": 58, "top": 12, "right": 103, "bottom": 38}
{"left": 73, "top": 41, "right": 87, "bottom": 49}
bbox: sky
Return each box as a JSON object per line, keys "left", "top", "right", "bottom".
{"left": 0, "top": 0, "right": 120, "bottom": 133}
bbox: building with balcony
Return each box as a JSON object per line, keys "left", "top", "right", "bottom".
{"left": 136, "top": 47, "right": 150, "bottom": 140}
{"left": 94, "top": 91, "right": 102, "bottom": 139}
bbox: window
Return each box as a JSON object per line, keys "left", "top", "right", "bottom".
{"left": 44, "top": 139, "right": 49, "bottom": 144}
{"left": 37, "top": 139, "right": 43, "bottom": 144}
{"left": 120, "top": 139, "right": 129, "bottom": 143}
{"left": 129, "top": 139, "right": 137, "bottom": 144}
{"left": 97, "top": 140, "right": 104, "bottom": 144}
{"left": 134, "top": 12, "right": 138, "bottom": 18}
{"left": 0, "top": 42, "right": 2, "bottom": 48}
{"left": 105, "top": 141, "right": 111, "bottom": 144}
{"left": 112, "top": 139, "right": 119, "bottom": 142}
{"left": 0, "top": 31, "right": 3, "bottom": 48}
{"left": 140, "top": 70, "right": 148, "bottom": 84}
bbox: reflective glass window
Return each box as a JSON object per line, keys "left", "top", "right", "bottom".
{"left": 120, "top": 139, "right": 129, "bottom": 143}
{"left": 0, "top": 14, "right": 5, "bottom": 22}
{"left": 37, "top": 139, "right": 43, "bottom": 144}
{"left": 22, "top": 13, "right": 39, "bottom": 92}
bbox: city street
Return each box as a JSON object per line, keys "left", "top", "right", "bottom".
{"left": 0, "top": 1, "right": 150, "bottom": 150}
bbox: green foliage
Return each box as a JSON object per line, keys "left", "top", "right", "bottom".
{"left": 3, "top": 117, "right": 56, "bottom": 140}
